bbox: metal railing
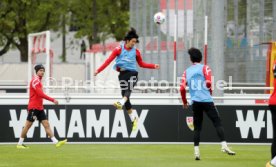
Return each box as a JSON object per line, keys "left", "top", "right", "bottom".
{"left": 0, "top": 85, "right": 273, "bottom": 90}
{"left": 0, "top": 85, "right": 273, "bottom": 97}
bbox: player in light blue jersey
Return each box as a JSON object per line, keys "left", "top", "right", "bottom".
{"left": 180, "top": 47, "right": 235, "bottom": 160}
{"left": 95, "top": 28, "right": 159, "bottom": 131}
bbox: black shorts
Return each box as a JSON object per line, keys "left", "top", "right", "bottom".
{"left": 27, "top": 109, "right": 47, "bottom": 122}
{"left": 118, "top": 70, "right": 138, "bottom": 90}
{"left": 192, "top": 101, "right": 222, "bottom": 128}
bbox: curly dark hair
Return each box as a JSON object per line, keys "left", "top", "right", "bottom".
{"left": 188, "top": 47, "right": 202, "bottom": 63}
{"left": 124, "top": 27, "right": 139, "bottom": 43}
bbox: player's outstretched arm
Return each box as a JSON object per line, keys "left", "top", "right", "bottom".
{"left": 34, "top": 85, "right": 55, "bottom": 103}
{"left": 136, "top": 50, "right": 159, "bottom": 69}
{"left": 94, "top": 47, "right": 120, "bottom": 76}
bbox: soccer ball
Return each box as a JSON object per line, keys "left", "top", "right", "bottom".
{"left": 153, "top": 12, "right": 165, "bottom": 25}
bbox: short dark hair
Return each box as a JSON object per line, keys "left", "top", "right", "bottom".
{"left": 124, "top": 27, "right": 139, "bottom": 43}
{"left": 188, "top": 47, "right": 202, "bottom": 63}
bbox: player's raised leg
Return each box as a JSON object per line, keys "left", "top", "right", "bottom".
{"left": 127, "top": 108, "right": 138, "bottom": 131}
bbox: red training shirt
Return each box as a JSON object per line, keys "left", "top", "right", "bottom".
{"left": 28, "top": 75, "right": 55, "bottom": 111}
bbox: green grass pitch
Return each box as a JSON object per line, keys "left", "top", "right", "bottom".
{"left": 0, "top": 144, "right": 270, "bottom": 167}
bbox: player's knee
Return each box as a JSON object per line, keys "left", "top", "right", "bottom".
{"left": 25, "top": 123, "right": 32, "bottom": 129}
{"left": 211, "top": 117, "right": 222, "bottom": 127}
{"left": 42, "top": 121, "right": 50, "bottom": 129}
{"left": 124, "top": 90, "right": 132, "bottom": 98}
{"left": 125, "top": 103, "right": 132, "bottom": 110}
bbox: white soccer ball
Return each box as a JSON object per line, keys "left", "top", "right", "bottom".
{"left": 153, "top": 12, "right": 165, "bottom": 25}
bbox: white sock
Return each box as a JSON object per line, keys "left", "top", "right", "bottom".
{"left": 221, "top": 141, "right": 227, "bottom": 148}
{"left": 18, "top": 138, "right": 24, "bottom": 145}
{"left": 129, "top": 112, "right": 135, "bottom": 122}
{"left": 194, "top": 146, "right": 199, "bottom": 153}
{"left": 120, "top": 98, "right": 127, "bottom": 105}
{"left": 271, "top": 156, "right": 276, "bottom": 166}
{"left": 51, "top": 137, "right": 58, "bottom": 144}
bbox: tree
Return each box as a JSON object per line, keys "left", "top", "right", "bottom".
{"left": 0, "top": 0, "right": 129, "bottom": 62}
{"left": 0, "top": 0, "right": 68, "bottom": 62}
{"left": 69, "top": 0, "right": 129, "bottom": 47}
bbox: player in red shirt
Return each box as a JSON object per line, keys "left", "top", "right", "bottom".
{"left": 17, "top": 64, "right": 67, "bottom": 149}
{"left": 267, "top": 61, "right": 276, "bottom": 167}
{"left": 94, "top": 28, "right": 159, "bottom": 131}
